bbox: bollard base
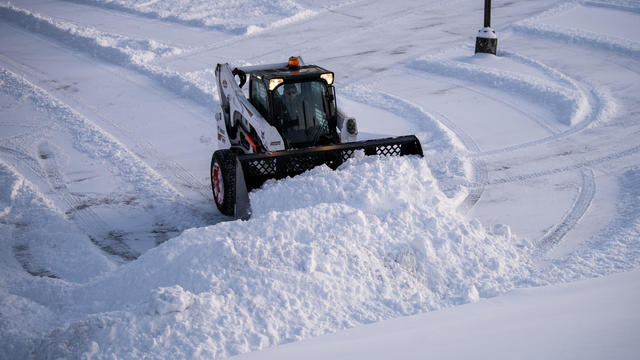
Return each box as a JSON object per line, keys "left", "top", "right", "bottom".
{"left": 475, "top": 27, "right": 497, "bottom": 55}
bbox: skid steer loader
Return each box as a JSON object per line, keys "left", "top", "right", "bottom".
{"left": 211, "top": 57, "right": 423, "bottom": 219}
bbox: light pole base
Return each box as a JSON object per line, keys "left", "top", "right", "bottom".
{"left": 475, "top": 27, "right": 497, "bottom": 55}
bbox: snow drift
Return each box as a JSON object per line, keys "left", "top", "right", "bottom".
{"left": 29, "top": 155, "right": 532, "bottom": 359}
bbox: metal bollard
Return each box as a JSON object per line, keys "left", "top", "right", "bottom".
{"left": 475, "top": 0, "right": 497, "bottom": 55}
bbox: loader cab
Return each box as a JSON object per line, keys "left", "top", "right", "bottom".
{"left": 248, "top": 62, "right": 339, "bottom": 149}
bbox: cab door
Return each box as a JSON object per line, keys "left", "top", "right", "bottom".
{"left": 249, "top": 76, "right": 270, "bottom": 119}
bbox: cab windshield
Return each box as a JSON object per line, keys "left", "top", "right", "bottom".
{"left": 272, "top": 81, "right": 331, "bottom": 147}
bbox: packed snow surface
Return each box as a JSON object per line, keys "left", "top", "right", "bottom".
{"left": 1, "top": 0, "right": 640, "bottom": 358}
{"left": 235, "top": 270, "right": 640, "bottom": 360}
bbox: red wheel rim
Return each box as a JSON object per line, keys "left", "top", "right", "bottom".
{"left": 212, "top": 162, "right": 224, "bottom": 205}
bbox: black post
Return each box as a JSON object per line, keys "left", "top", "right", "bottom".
{"left": 475, "top": 0, "right": 497, "bottom": 55}
{"left": 484, "top": 0, "right": 491, "bottom": 27}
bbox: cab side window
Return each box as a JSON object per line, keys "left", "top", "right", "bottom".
{"left": 251, "top": 79, "right": 269, "bottom": 117}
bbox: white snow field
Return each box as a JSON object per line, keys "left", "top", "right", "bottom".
{"left": 0, "top": 0, "right": 639, "bottom": 358}
{"left": 235, "top": 269, "right": 640, "bottom": 360}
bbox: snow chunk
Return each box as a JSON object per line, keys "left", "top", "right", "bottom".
{"left": 149, "top": 285, "right": 194, "bottom": 315}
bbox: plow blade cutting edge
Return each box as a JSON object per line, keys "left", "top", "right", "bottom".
{"left": 232, "top": 135, "right": 423, "bottom": 219}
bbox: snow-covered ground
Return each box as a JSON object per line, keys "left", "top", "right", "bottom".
{"left": 234, "top": 269, "right": 640, "bottom": 360}
{"left": 0, "top": 0, "right": 639, "bottom": 358}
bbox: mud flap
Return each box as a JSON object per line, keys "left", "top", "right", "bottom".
{"left": 234, "top": 158, "right": 252, "bottom": 220}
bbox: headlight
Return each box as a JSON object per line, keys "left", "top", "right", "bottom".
{"left": 320, "top": 73, "right": 334, "bottom": 85}
{"left": 269, "top": 78, "right": 284, "bottom": 91}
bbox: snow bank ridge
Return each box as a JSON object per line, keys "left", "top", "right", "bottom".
{"left": 68, "top": 0, "right": 316, "bottom": 35}
{"left": 343, "top": 85, "right": 464, "bottom": 150}
{"left": 0, "top": 3, "right": 217, "bottom": 107}
{"left": 0, "top": 69, "right": 179, "bottom": 200}
{"left": 409, "top": 56, "right": 589, "bottom": 126}
{"left": 246, "top": 9, "right": 317, "bottom": 35}
{"left": 510, "top": 3, "right": 640, "bottom": 59}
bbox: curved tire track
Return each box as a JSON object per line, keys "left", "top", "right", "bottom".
{"left": 475, "top": 87, "right": 612, "bottom": 158}
{"left": 0, "top": 122, "right": 139, "bottom": 262}
{"left": 431, "top": 110, "right": 487, "bottom": 213}
{"left": 0, "top": 67, "right": 199, "bottom": 260}
{"left": 405, "top": 55, "right": 613, "bottom": 159}
{"left": 489, "top": 144, "right": 640, "bottom": 186}
{"left": 536, "top": 168, "right": 596, "bottom": 253}
{"left": 37, "top": 142, "right": 140, "bottom": 261}
{"left": 0, "top": 53, "right": 211, "bottom": 202}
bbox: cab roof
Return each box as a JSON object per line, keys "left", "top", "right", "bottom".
{"left": 250, "top": 65, "right": 332, "bottom": 82}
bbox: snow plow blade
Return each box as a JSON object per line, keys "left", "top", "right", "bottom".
{"left": 238, "top": 135, "right": 423, "bottom": 191}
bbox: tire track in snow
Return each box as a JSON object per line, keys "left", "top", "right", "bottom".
{"left": 488, "top": 144, "right": 640, "bottom": 186}
{"left": 0, "top": 5, "right": 215, "bottom": 202}
{"left": 430, "top": 110, "right": 487, "bottom": 214}
{"left": 0, "top": 144, "right": 46, "bottom": 179}
{"left": 406, "top": 66, "right": 563, "bottom": 136}
{"left": 0, "top": 4, "right": 216, "bottom": 108}
{"left": 0, "top": 89, "right": 140, "bottom": 262}
{"left": 414, "top": 56, "right": 625, "bottom": 246}
{"left": 372, "top": 52, "right": 592, "bottom": 212}
{"left": 0, "top": 68, "right": 204, "bottom": 259}
{"left": 378, "top": 52, "right": 592, "bottom": 212}
{"left": 0, "top": 68, "right": 180, "bottom": 199}
{"left": 536, "top": 168, "right": 596, "bottom": 254}
{"left": 36, "top": 142, "right": 139, "bottom": 261}
{"left": 476, "top": 87, "right": 613, "bottom": 158}
{"left": 408, "top": 56, "right": 589, "bottom": 128}
{"left": 0, "top": 47, "right": 212, "bottom": 203}
{"left": 405, "top": 51, "right": 616, "bottom": 159}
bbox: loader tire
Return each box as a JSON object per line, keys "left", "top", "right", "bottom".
{"left": 211, "top": 149, "right": 237, "bottom": 216}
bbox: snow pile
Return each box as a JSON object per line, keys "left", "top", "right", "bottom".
{"left": 78, "top": 0, "right": 317, "bottom": 34}
{"left": 342, "top": 85, "right": 470, "bottom": 197}
{"left": 31, "top": 155, "right": 532, "bottom": 359}
{"left": 0, "top": 160, "right": 115, "bottom": 358}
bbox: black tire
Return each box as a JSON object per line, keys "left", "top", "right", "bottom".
{"left": 210, "top": 149, "right": 237, "bottom": 216}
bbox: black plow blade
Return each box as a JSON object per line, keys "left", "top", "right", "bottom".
{"left": 238, "top": 135, "right": 423, "bottom": 191}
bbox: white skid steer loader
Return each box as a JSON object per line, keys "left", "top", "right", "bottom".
{"left": 212, "top": 57, "right": 423, "bottom": 219}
